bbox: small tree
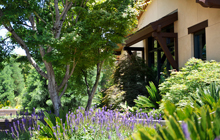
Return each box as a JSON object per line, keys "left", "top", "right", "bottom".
{"left": 114, "top": 55, "right": 157, "bottom": 106}
{"left": 0, "top": 57, "right": 25, "bottom": 107}
{"left": 0, "top": 0, "right": 138, "bottom": 115}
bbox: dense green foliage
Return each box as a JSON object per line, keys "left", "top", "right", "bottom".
{"left": 134, "top": 82, "right": 161, "bottom": 112}
{"left": 0, "top": 57, "right": 25, "bottom": 107}
{"left": 114, "top": 55, "right": 157, "bottom": 106}
{"left": 128, "top": 101, "right": 220, "bottom": 140}
{"left": 94, "top": 85, "right": 125, "bottom": 109}
{"left": 159, "top": 58, "right": 220, "bottom": 109}
{"left": 192, "top": 82, "right": 220, "bottom": 110}
{"left": 0, "top": 0, "right": 140, "bottom": 114}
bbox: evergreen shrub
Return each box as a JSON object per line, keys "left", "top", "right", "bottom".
{"left": 159, "top": 58, "right": 220, "bottom": 109}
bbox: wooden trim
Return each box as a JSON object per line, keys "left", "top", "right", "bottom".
{"left": 174, "top": 34, "right": 178, "bottom": 68}
{"left": 152, "top": 32, "right": 178, "bottom": 70}
{"left": 114, "top": 51, "right": 121, "bottom": 55}
{"left": 125, "top": 11, "right": 178, "bottom": 47}
{"left": 123, "top": 47, "right": 144, "bottom": 51}
{"left": 160, "top": 33, "right": 177, "bottom": 38}
{"left": 196, "top": 0, "right": 220, "bottom": 8}
{"left": 188, "top": 20, "right": 208, "bottom": 34}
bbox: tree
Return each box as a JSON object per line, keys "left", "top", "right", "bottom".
{"left": 114, "top": 55, "right": 157, "bottom": 106}
{"left": 0, "top": 57, "right": 25, "bottom": 107}
{"left": 0, "top": 0, "right": 138, "bottom": 115}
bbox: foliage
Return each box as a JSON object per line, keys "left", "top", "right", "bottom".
{"left": 94, "top": 85, "right": 125, "bottom": 109}
{"left": 128, "top": 101, "right": 220, "bottom": 140}
{"left": 134, "top": 82, "right": 161, "bottom": 112}
{"left": 22, "top": 67, "right": 52, "bottom": 112}
{"left": 36, "top": 107, "right": 162, "bottom": 140}
{"left": 0, "top": 57, "right": 25, "bottom": 107}
{"left": 192, "top": 82, "right": 220, "bottom": 110}
{"left": 0, "top": 0, "right": 140, "bottom": 115}
{"left": 159, "top": 58, "right": 220, "bottom": 109}
{"left": 0, "top": 108, "right": 46, "bottom": 140}
{"left": 114, "top": 55, "right": 157, "bottom": 106}
{"left": 22, "top": 66, "right": 87, "bottom": 113}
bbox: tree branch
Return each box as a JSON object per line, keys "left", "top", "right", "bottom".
{"left": 54, "top": 0, "right": 60, "bottom": 22}
{"left": 82, "top": 69, "right": 90, "bottom": 96}
{"left": 28, "top": 13, "right": 38, "bottom": 33}
{"left": 33, "top": 11, "right": 47, "bottom": 24}
{"left": 5, "top": 25, "right": 48, "bottom": 79}
{"left": 75, "top": 0, "right": 88, "bottom": 24}
{"left": 59, "top": 83, "right": 68, "bottom": 99}
{"left": 57, "top": 65, "right": 70, "bottom": 92}
{"left": 0, "top": 36, "right": 10, "bottom": 44}
{"left": 49, "top": 0, "right": 55, "bottom": 25}
{"left": 55, "top": 2, "right": 73, "bottom": 38}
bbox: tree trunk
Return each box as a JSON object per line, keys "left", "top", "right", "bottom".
{"left": 44, "top": 61, "right": 60, "bottom": 116}
{"left": 85, "top": 94, "right": 93, "bottom": 111}
{"left": 85, "top": 61, "right": 104, "bottom": 111}
{"left": 48, "top": 84, "right": 60, "bottom": 116}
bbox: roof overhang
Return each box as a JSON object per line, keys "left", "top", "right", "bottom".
{"left": 196, "top": 0, "right": 220, "bottom": 8}
{"left": 125, "top": 10, "right": 178, "bottom": 47}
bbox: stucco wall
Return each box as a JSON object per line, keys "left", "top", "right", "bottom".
{"left": 137, "top": 0, "right": 220, "bottom": 67}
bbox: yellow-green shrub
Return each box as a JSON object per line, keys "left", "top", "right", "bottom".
{"left": 159, "top": 58, "right": 220, "bottom": 109}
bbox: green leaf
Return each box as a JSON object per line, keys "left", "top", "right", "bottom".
{"left": 187, "top": 119, "right": 198, "bottom": 140}
{"left": 169, "top": 117, "right": 185, "bottom": 139}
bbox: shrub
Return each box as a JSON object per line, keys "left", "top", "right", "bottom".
{"left": 93, "top": 85, "right": 125, "bottom": 109}
{"left": 192, "top": 82, "right": 220, "bottom": 110}
{"left": 134, "top": 82, "right": 162, "bottom": 112}
{"left": 114, "top": 55, "right": 157, "bottom": 106}
{"left": 39, "top": 107, "right": 162, "bottom": 140}
{"left": 159, "top": 58, "right": 220, "bottom": 109}
{"left": 128, "top": 101, "right": 220, "bottom": 140}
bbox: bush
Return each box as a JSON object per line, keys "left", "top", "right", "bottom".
{"left": 159, "top": 58, "right": 220, "bottom": 109}
{"left": 93, "top": 85, "right": 125, "bottom": 109}
{"left": 114, "top": 55, "right": 157, "bottom": 106}
{"left": 128, "top": 101, "right": 220, "bottom": 140}
{"left": 134, "top": 82, "right": 162, "bottom": 112}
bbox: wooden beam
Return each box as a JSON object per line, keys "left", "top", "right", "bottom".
{"left": 160, "top": 33, "right": 177, "bottom": 38}
{"left": 126, "top": 50, "right": 133, "bottom": 55}
{"left": 114, "top": 51, "right": 121, "bottom": 55}
{"left": 125, "top": 11, "right": 178, "bottom": 47}
{"left": 196, "top": 0, "right": 220, "bottom": 8}
{"left": 174, "top": 34, "right": 179, "bottom": 69}
{"left": 152, "top": 32, "right": 178, "bottom": 70}
{"left": 124, "top": 47, "right": 144, "bottom": 51}
{"left": 188, "top": 20, "right": 208, "bottom": 34}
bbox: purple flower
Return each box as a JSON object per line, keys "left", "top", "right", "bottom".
{"left": 11, "top": 127, "right": 14, "bottom": 133}
{"left": 75, "top": 126, "right": 78, "bottom": 131}
{"left": 215, "top": 136, "right": 220, "bottom": 140}
{"left": 181, "top": 122, "right": 191, "bottom": 140}
{"left": 17, "top": 131, "right": 19, "bottom": 138}
{"left": 38, "top": 125, "right": 40, "bottom": 131}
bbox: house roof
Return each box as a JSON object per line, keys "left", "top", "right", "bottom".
{"left": 197, "top": 0, "right": 220, "bottom": 8}
{"left": 125, "top": 10, "right": 178, "bottom": 47}
{"left": 137, "top": 0, "right": 220, "bottom": 21}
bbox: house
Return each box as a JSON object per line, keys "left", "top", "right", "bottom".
{"left": 116, "top": 0, "right": 220, "bottom": 82}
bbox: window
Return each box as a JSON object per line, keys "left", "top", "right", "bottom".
{"left": 194, "top": 29, "right": 206, "bottom": 60}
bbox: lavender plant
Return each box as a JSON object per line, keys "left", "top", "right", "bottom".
{"left": 1, "top": 108, "right": 45, "bottom": 139}
{"left": 1, "top": 107, "right": 161, "bottom": 139}
{"left": 39, "top": 106, "right": 162, "bottom": 140}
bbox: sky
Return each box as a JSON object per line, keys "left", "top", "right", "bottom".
{"left": 0, "top": 27, "right": 26, "bottom": 55}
